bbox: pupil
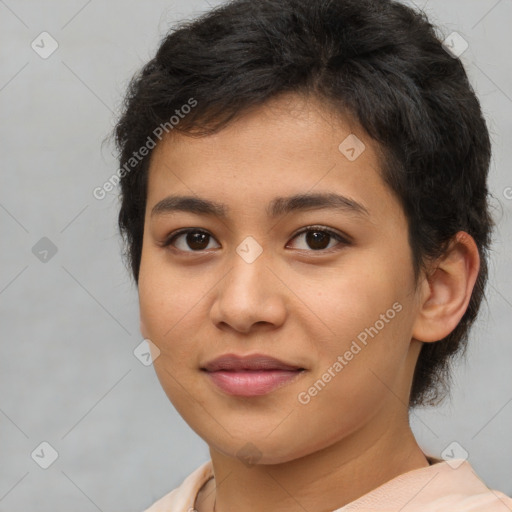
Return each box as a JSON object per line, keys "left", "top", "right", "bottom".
{"left": 188, "top": 232, "right": 209, "bottom": 250}
{"left": 306, "top": 231, "right": 329, "bottom": 250}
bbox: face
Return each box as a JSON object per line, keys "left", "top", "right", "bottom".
{"left": 138, "top": 93, "right": 424, "bottom": 464}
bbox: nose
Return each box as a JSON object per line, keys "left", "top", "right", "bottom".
{"left": 209, "top": 251, "right": 287, "bottom": 334}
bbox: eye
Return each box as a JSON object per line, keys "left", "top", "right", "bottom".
{"left": 161, "top": 229, "right": 220, "bottom": 252}
{"left": 287, "top": 226, "right": 349, "bottom": 252}
{"left": 160, "top": 225, "right": 350, "bottom": 253}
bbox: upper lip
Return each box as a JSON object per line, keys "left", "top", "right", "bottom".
{"left": 201, "top": 353, "right": 304, "bottom": 372}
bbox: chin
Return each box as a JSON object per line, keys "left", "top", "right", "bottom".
{"left": 205, "top": 431, "right": 320, "bottom": 466}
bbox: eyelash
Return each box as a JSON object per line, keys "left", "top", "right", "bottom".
{"left": 160, "top": 225, "right": 351, "bottom": 254}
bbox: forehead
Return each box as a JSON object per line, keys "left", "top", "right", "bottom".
{"left": 145, "top": 93, "right": 401, "bottom": 224}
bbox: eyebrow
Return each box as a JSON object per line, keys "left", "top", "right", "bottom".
{"left": 150, "top": 192, "right": 370, "bottom": 219}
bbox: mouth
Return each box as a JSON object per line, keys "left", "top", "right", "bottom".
{"left": 201, "top": 353, "right": 306, "bottom": 397}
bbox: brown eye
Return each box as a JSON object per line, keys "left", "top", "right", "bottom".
{"left": 287, "top": 226, "right": 349, "bottom": 251}
{"left": 161, "top": 226, "right": 349, "bottom": 254}
{"left": 163, "top": 229, "right": 220, "bottom": 252}
{"left": 305, "top": 230, "right": 331, "bottom": 250}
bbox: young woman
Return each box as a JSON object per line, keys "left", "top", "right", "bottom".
{"left": 112, "top": 0, "right": 512, "bottom": 510}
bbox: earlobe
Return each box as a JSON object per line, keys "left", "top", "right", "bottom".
{"left": 412, "top": 231, "right": 480, "bottom": 343}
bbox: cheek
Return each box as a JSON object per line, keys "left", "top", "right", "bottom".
{"left": 292, "top": 255, "right": 414, "bottom": 392}
{"left": 138, "top": 265, "right": 203, "bottom": 409}
{"left": 298, "top": 260, "right": 402, "bottom": 341}
{"left": 137, "top": 255, "right": 217, "bottom": 395}
{"left": 138, "top": 255, "right": 207, "bottom": 341}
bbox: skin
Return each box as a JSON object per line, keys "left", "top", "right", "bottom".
{"left": 138, "top": 92, "right": 480, "bottom": 512}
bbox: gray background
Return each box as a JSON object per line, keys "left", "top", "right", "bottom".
{"left": 1, "top": 0, "right": 511, "bottom": 510}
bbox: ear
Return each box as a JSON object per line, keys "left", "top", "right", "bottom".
{"left": 412, "top": 231, "right": 480, "bottom": 343}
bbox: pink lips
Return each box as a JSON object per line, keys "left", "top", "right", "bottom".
{"left": 201, "top": 353, "right": 305, "bottom": 397}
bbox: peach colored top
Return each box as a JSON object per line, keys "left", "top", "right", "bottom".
{"left": 143, "top": 457, "right": 512, "bottom": 512}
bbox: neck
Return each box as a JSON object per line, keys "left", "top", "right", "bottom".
{"left": 204, "top": 417, "right": 429, "bottom": 512}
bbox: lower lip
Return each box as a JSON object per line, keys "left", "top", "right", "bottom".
{"left": 204, "top": 369, "right": 304, "bottom": 396}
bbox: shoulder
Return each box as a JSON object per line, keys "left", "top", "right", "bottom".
{"left": 429, "top": 488, "right": 512, "bottom": 511}
{"left": 426, "top": 460, "right": 512, "bottom": 512}
{"left": 142, "top": 460, "right": 214, "bottom": 512}
{"left": 339, "top": 458, "right": 512, "bottom": 511}
{"left": 430, "top": 459, "right": 512, "bottom": 510}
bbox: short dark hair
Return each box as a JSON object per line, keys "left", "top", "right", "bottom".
{"left": 113, "top": 0, "right": 495, "bottom": 407}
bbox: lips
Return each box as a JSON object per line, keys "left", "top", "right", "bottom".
{"left": 201, "top": 353, "right": 306, "bottom": 396}
{"left": 202, "top": 353, "right": 304, "bottom": 372}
